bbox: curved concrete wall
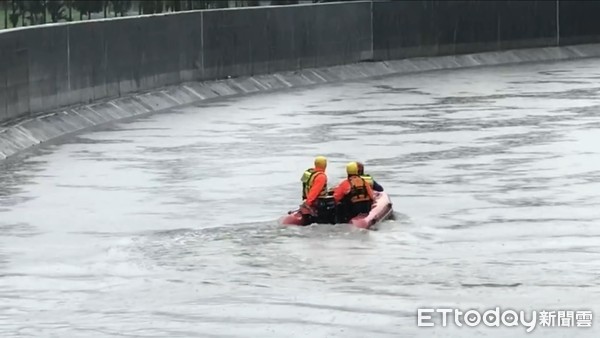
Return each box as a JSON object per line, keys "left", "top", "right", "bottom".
{"left": 2, "top": 0, "right": 600, "bottom": 160}
{"left": 372, "top": 0, "right": 600, "bottom": 59}
{"left": 0, "top": 1, "right": 372, "bottom": 125}
{"left": 2, "top": 42, "right": 600, "bottom": 161}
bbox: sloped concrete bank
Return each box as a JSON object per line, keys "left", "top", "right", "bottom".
{"left": 2, "top": 42, "right": 600, "bottom": 161}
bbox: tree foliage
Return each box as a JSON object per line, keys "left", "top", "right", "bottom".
{"left": 0, "top": 0, "right": 364, "bottom": 30}
{"left": 1, "top": 0, "right": 8, "bottom": 28}
{"left": 111, "top": 0, "right": 132, "bottom": 16}
{"left": 164, "top": 0, "right": 180, "bottom": 12}
{"left": 141, "top": 0, "right": 165, "bottom": 14}
{"left": 270, "top": 0, "right": 299, "bottom": 5}
{"left": 27, "top": 1, "right": 47, "bottom": 24}
{"left": 212, "top": 0, "right": 229, "bottom": 9}
{"left": 47, "top": 0, "right": 68, "bottom": 23}
{"left": 71, "top": 0, "right": 103, "bottom": 20}
{"left": 8, "top": 0, "right": 19, "bottom": 27}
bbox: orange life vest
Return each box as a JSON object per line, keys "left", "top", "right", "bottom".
{"left": 347, "top": 175, "right": 372, "bottom": 203}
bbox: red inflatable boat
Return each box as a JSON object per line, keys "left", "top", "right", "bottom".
{"left": 279, "top": 191, "right": 394, "bottom": 230}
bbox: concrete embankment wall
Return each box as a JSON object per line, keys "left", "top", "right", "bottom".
{"left": 3, "top": 42, "right": 600, "bottom": 161}
{"left": 0, "top": 1, "right": 371, "bottom": 125}
{"left": 2, "top": 0, "right": 600, "bottom": 160}
{"left": 372, "top": 0, "right": 600, "bottom": 59}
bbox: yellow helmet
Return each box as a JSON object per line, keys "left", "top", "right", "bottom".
{"left": 346, "top": 161, "right": 359, "bottom": 175}
{"left": 314, "top": 156, "right": 327, "bottom": 169}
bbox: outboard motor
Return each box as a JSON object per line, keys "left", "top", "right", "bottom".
{"left": 315, "top": 196, "right": 336, "bottom": 224}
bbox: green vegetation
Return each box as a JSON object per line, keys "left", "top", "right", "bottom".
{"left": 0, "top": 1, "right": 354, "bottom": 30}
{"left": 0, "top": 0, "right": 109, "bottom": 29}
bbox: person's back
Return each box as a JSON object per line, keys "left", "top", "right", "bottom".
{"left": 300, "top": 156, "right": 331, "bottom": 223}
{"left": 345, "top": 175, "right": 373, "bottom": 216}
{"left": 333, "top": 162, "right": 375, "bottom": 223}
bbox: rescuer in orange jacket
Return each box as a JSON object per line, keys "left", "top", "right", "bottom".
{"left": 333, "top": 161, "right": 375, "bottom": 223}
{"left": 299, "top": 156, "right": 330, "bottom": 222}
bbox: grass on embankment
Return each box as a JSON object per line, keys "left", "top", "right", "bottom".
{"left": 0, "top": 8, "right": 129, "bottom": 31}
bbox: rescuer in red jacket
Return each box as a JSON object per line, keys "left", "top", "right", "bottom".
{"left": 333, "top": 161, "right": 375, "bottom": 223}
{"left": 299, "top": 156, "right": 329, "bottom": 221}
